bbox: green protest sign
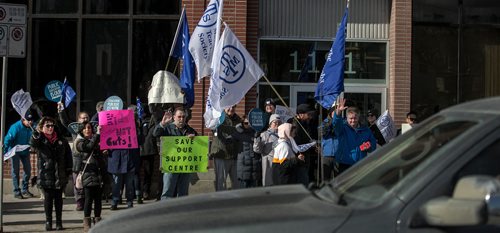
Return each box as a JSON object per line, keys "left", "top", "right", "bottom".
{"left": 160, "top": 136, "right": 209, "bottom": 173}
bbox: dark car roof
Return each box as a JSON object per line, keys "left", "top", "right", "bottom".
{"left": 442, "top": 96, "right": 500, "bottom": 115}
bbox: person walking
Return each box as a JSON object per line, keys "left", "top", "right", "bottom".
{"left": 30, "top": 117, "right": 72, "bottom": 231}
{"left": 74, "top": 122, "right": 106, "bottom": 232}
{"left": 3, "top": 113, "right": 35, "bottom": 199}
{"left": 152, "top": 107, "right": 197, "bottom": 200}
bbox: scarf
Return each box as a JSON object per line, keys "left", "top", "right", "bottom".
{"left": 44, "top": 131, "right": 58, "bottom": 144}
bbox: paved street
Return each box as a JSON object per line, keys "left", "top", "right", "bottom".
{"left": 2, "top": 193, "right": 156, "bottom": 233}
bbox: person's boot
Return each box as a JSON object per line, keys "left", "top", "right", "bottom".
{"left": 55, "top": 220, "right": 63, "bottom": 231}
{"left": 45, "top": 220, "right": 52, "bottom": 231}
{"left": 83, "top": 217, "right": 91, "bottom": 232}
{"left": 93, "top": 217, "right": 102, "bottom": 225}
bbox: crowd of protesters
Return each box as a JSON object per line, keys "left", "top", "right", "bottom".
{"left": 2, "top": 93, "right": 418, "bottom": 232}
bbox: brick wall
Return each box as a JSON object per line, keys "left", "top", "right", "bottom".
{"left": 3, "top": 152, "right": 37, "bottom": 179}
{"left": 389, "top": 0, "right": 412, "bottom": 126}
{"left": 184, "top": 0, "right": 258, "bottom": 135}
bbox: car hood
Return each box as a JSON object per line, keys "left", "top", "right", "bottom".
{"left": 91, "top": 185, "right": 351, "bottom": 233}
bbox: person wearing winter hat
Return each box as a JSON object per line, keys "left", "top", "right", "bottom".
{"left": 253, "top": 114, "right": 282, "bottom": 186}
{"left": 3, "top": 112, "right": 35, "bottom": 199}
{"left": 264, "top": 98, "right": 276, "bottom": 114}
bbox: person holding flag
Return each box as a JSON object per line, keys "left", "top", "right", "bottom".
{"left": 3, "top": 111, "right": 36, "bottom": 199}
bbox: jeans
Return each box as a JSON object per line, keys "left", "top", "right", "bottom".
{"left": 111, "top": 172, "right": 134, "bottom": 205}
{"left": 11, "top": 154, "right": 31, "bottom": 195}
{"left": 214, "top": 158, "right": 239, "bottom": 191}
{"left": 161, "top": 173, "right": 191, "bottom": 200}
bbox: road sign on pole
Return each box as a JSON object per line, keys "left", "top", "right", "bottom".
{"left": 0, "top": 3, "right": 26, "bottom": 58}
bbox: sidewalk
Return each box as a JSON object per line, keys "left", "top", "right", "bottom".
{"left": 1, "top": 193, "right": 157, "bottom": 233}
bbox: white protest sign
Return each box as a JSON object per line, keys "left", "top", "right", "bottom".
{"left": 275, "top": 105, "right": 295, "bottom": 123}
{"left": 148, "top": 70, "right": 184, "bottom": 104}
{"left": 3, "top": 145, "right": 30, "bottom": 161}
{"left": 10, "top": 89, "right": 32, "bottom": 118}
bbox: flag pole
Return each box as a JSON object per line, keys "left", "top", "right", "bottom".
{"left": 261, "top": 75, "right": 313, "bottom": 142}
{"left": 165, "top": 6, "right": 186, "bottom": 71}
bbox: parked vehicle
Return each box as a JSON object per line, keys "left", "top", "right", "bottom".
{"left": 91, "top": 97, "right": 500, "bottom": 233}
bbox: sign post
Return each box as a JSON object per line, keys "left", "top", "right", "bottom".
{"left": 0, "top": 4, "right": 26, "bottom": 231}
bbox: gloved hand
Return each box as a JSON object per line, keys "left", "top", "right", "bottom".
{"left": 359, "top": 141, "right": 371, "bottom": 152}
{"left": 32, "top": 130, "right": 40, "bottom": 139}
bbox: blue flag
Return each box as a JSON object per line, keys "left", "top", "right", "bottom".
{"left": 136, "top": 97, "right": 144, "bottom": 121}
{"left": 314, "top": 7, "right": 348, "bottom": 109}
{"left": 61, "top": 78, "right": 76, "bottom": 108}
{"left": 173, "top": 9, "right": 195, "bottom": 109}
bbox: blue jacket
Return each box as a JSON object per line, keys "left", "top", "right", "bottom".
{"left": 321, "top": 117, "right": 344, "bottom": 158}
{"left": 331, "top": 113, "right": 376, "bottom": 165}
{"left": 3, "top": 120, "right": 32, "bottom": 156}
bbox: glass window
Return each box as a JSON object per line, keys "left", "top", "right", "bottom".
{"left": 82, "top": 20, "right": 128, "bottom": 113}
{"left": 334, "top": 116, "right": 477, "bottom": 209}
{"left": 132, "top": 20, "right": 179, "bottom": 102}
{"left": 257, "top": 85, "right": 290, "bottom": 108}
{"left": 33, "top": 0, "right": 78, "bottom": 14}
{"left": 31, "top": 19, "right": 77, "bottom": 118}
{"left": 134, "top": 0, "right": 180, "bottom": 15}
{"left": 411, "top": 25, "right": 458, "bottom": 120}
{"left": 259, "top": 40, "right": 386, "bottom": 83}
{"left": 344, "top": 92, "right": 382, "bottom": 125}
{"left": 83, "top": 0, "right": 129, "bottom": 14}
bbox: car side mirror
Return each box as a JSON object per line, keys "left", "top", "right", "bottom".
{"left": 418, "top": 175, "right": 500, "bottom": 227}
{"left": 419, "top": 197, "right": 487, "bottom": 226}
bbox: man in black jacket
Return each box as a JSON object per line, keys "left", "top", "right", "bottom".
{"left": 152, "top": 107, "right": 197, "bottom": 200}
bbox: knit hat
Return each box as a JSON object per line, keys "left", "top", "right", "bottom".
{"left": 269, "top": 114, "right": 281, "bottom": 125}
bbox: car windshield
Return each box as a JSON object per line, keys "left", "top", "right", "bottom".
{"left": 330, "top": 115, "right": 477, "bottom": 208}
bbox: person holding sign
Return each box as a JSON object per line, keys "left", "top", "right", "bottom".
{"left": 30, "top": 117, "right": 72, "bottom": 231}
{"left": 74, "top": 122, "right": 106, "bottom": 232}
{"left": 3, "top": 112, "right": 35, "bottom": 199}
{"left": 152, "top": 107, "right": 197, "bottom": 200}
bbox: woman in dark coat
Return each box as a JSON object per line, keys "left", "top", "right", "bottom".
{"left": 74, "top": 121, "right": 106, "bottom": 232}
{"left": 233, "top": 116, "right": 262, "bottom": 188}
{"left": 30, "top": 117, "right": 72, "bottom": 231}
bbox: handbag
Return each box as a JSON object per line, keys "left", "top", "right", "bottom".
{"left": 75, "top": 152, "right": 93, "bottom": 189}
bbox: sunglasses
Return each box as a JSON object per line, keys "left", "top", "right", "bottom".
{"left": 44, "top": 124, "right": 55, "bottom": 128}
{"left": 243, "top": 122, "right": 249, "bottom": 125}
{"left": 408, "top": 118, "right": 416, "bottom": 121}
{"left": 367, "top": 114, "right": 375, "bottom": 117}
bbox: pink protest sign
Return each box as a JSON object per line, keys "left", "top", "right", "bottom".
{"left": 99, "top": 110, "right": 138, "bottom": 149}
